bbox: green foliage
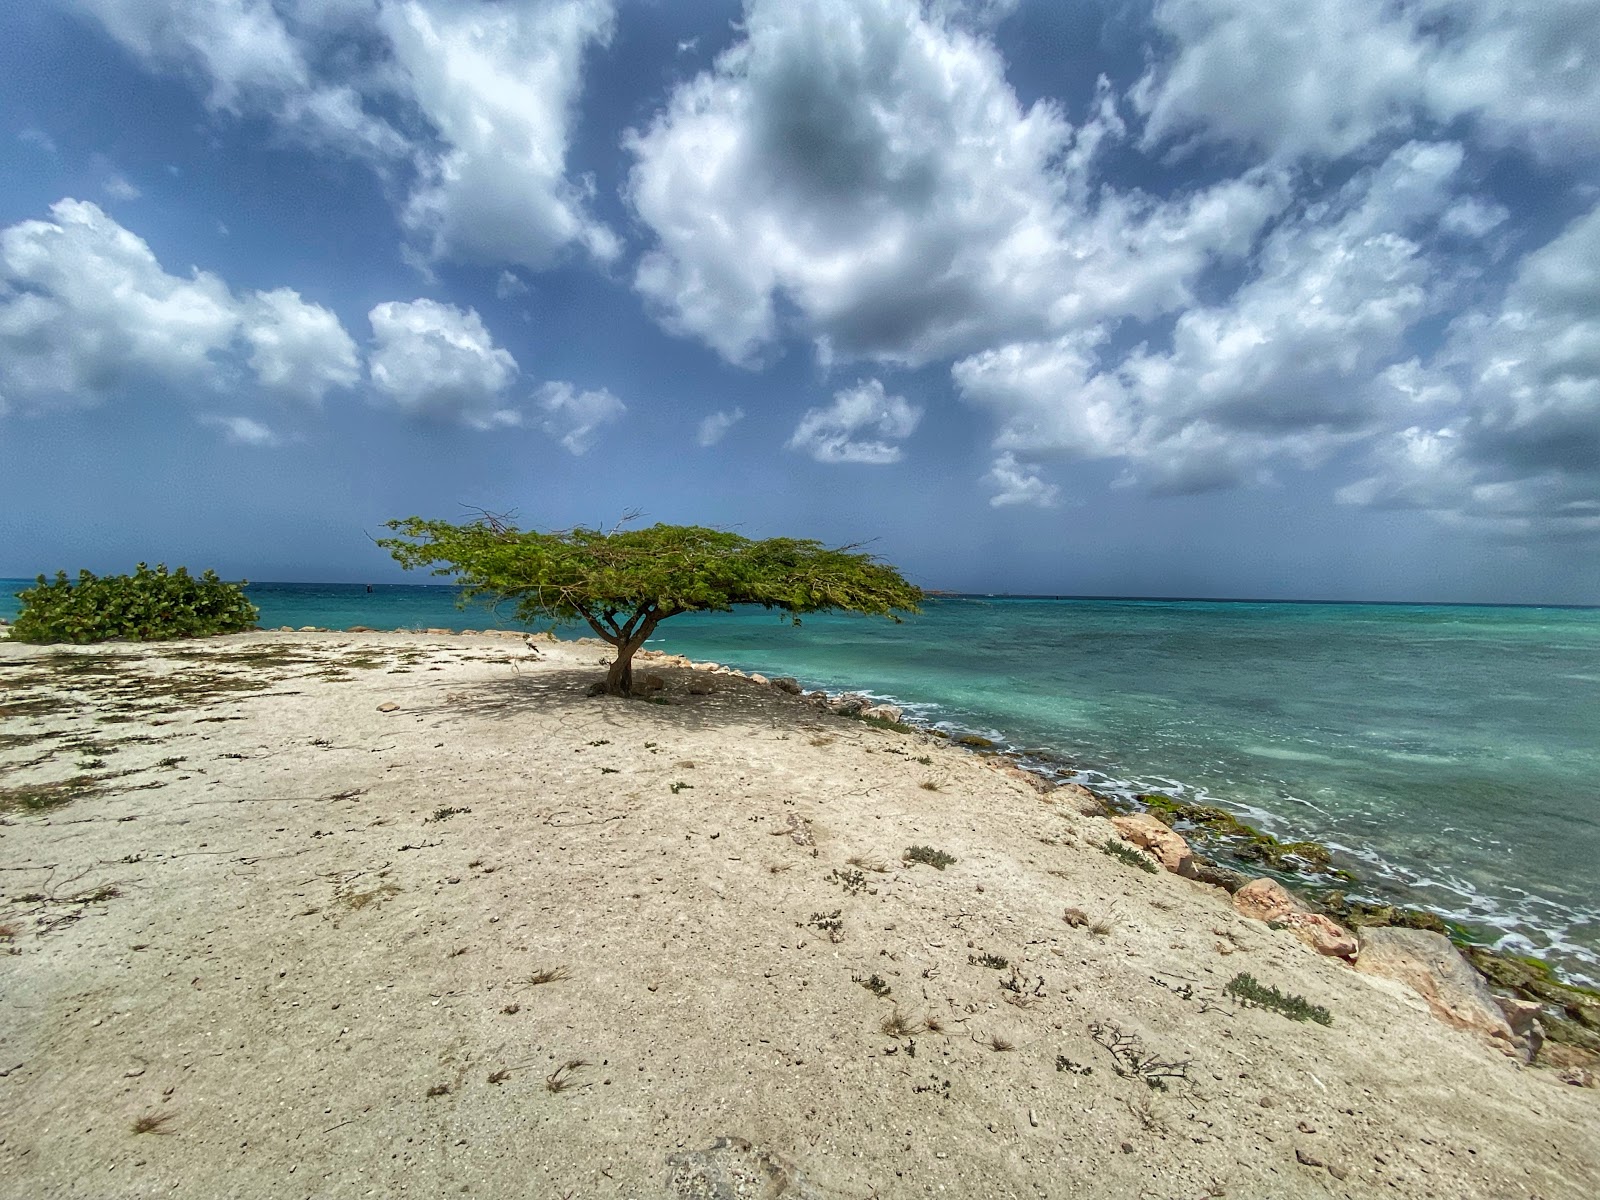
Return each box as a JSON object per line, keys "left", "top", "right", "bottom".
{"left": 11, "top": 564, "right": 258, "bottom": 644}
{"left": 903, "top": 845, "right": 956, "bottom": 870}
{"left": 1225, "top": 972, "right": 1333, "bottom": 1025}
{"left": 378, "top": 515, "right": 922, "bottom": 694}
{"left": 1100, "top": 838, "right": 1161, "bottom": 874}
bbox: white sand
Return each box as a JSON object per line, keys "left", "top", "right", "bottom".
{"left": 1, "top": 631, "right": 1596, "bottom": 1199}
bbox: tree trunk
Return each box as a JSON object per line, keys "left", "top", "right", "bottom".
{"left": 601, "top": 646, "right": 636, "bottom": 696}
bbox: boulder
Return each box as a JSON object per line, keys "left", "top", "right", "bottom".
{"left": 1055, "top": 783, "right": 1105, "bottom": 815}
{"left": 1190, "top": 860, "right": 1250, "bottom": 893}
{"left": 861, "top": 704, "right": 904, "bottom": 724}
{"left": 829, "top": 694, "right": 872, "bottom": 716}
{"left": 1278, "top": 912, "right": 1358, "bottom": 960}
{"left": 749, "top": 673, "right": 769, "bottom": 685}
{"left": 1232, "top": 878, "right": 1357, "bottom": 957}
{"left": 1497, "top": 998, "right": 1545, "bottom": 1062}
{"left": 1111, "top": 813, "right": 1197, "bottom": 878}
{"left": 1355, "top": 926, "right": 1515, "bottom": 1045}
{"left": 771, "top": 677, "right": 803, "bottom": 695}
{"left": 634, "top": 674, "right": 666, "bottom": 694}
{"left": 1233, "top": 877, "right": 1298, "bottom": 923}
{"left": 346, "top": 625, "right": 374, "bottom": 633}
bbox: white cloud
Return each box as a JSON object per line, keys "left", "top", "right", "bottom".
{"left": 1340, "top": 202, "right": 1600, "bottom": 534}
{"left": 70, "top": 0, "right": 403, "bottom": 159}
{"left": 696, "top": 406, "right": 744, "bottom": 447}
{"left": 956, "top": 141, "right": 1474, "bottom": 493}
{"left": 536, "top": 381, "right": 624, "bottom": 454}
{"left": 103, "top": 174, "right": 142, "bottom": 201}
{"left": 625, "top": 0, "right": 1284, "bottom": 367}
{"left": 367, "top": 297, "right": 520, "bottom": 429}
{"left": 72, "top": 0, "right": 618, "bottom": 270}
{"left": 240, "top": 287, "right": 360, "bottom": 403}
{"left": 200, "top": 413, "right": 280, "bottom": 445}
{"left": 787, "top": 379, "right": 921, "bottom": 464}
{"left": 495, "top": 270, "right": 529, "bottom": 300}
{"left": 984, "top": 452, "right": 1058, "bottom": 508}
{"left": 380, "top": 0, "right": 620, "bottom": 269}
{"left": 0, "top": 199, "right": 363, "bottom": 422}
{"left": 1136, "top": 0, "right": 1600, "bottom": 163}
{"left": 0, "top": 198, "right": 241, "bottom": 406}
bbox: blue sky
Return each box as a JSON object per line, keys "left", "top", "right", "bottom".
{"left": 2, "top": 0, "right": 1598, "bottom": 602}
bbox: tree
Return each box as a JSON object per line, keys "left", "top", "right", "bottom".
{"left": 378, "top": 515, "right": 923, "bottom": 695}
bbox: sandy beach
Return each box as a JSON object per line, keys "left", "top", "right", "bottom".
{"left": 2, "top": 631, "right": 1597, "bottom": 1199}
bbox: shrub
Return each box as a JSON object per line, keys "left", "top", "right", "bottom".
{"left": 11, "top": 564, "right": 259, "bottom": 644}
{"left": 1224, "top": 971, "right": 1333, "bottom": 1025}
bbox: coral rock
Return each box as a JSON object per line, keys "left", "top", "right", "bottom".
{"left": 1279, "top": 911, "right": 1358, "bottom": 960}
{"left": 1111, "top": 813, "right": 1197, "bottom": 878}
{"left": 1233, "top": 877, "right": 1298, "bottom": 923}
{"left": 1355, "top": 926, "right": 1515, "bottom": 1046}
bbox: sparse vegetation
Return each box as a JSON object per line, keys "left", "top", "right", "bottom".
{"left": 969, "top": 952, "right": 1009, "bottom": 970}
{"left": 1101, "top": 838, "right": 1160, "bottom": 874}
{"left": 825, "top": 867, "right": 869, "bottom": 896}
{"left": 525, "top": 966, "right": 570, "bottom": 986}
{"left": 130, "top": 1112, "right": 177, "bottom": 1135}
{"left": 424, "top": 805, "right": 471, "bottom": 824}
{"left": 881, "top": 1009, "right": 923, "bottom": 1039}
{"left": 545, "top": 1059, "right": 589, "bottom": 1094}
{"left": 1225, "top": 972, "right": 1333, "bottom": 1025}
{"left": 903, "top": 845, "right": 956, "bottom": 870}
{"left": 854, "top": 972, "right": 892, "bottom": 998}
{"left": 1089, "top": 1022, "right": 1190, "bottom": 1090}
{"left": 806, "top": 910, "right": 845, "bottom": 942}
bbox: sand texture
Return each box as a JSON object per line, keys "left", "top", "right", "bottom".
{"left": 1, "top": 632, "right": 1596, "bottom": 1199}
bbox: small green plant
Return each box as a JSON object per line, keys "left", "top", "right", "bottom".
{"left": 806, "top": 910, "right": 845, "bottom": 942}
{"left": 1090, "top": 1022, "right": 1190, "bottom": 1089}
{"left": 853, "top": 972, "right": 892, "bottom": 998}
{"left": 969, "top": 952, "right": 1009, "bottom": 970}
{"left": 826, "top": 867, "right": 869, "bottom": 896}
{"left": 599, "top": 767, "right": 621, "bottom": 775}
{"left": 914, "top": 755, "right": 933, "bottom": 766}
{"left": 12, "top": 564, "right": 258, "bottom": 644}
{"left": 670, "top": 781, "right": 693, "bottom": 794}
{"left": 1100, "top": 839, "right": 1160, "bottom": 874}
{"left": 587, "top": 739, "right": 611, "bottom": 747}
{"left": 424, "top": 806, "right": 471, "bottom": 824}
{"left": 1225, "top": 972, "right": 1333, "bottom": 1025}
{"left": 903, "top": 845, "right": 956, "bottom": 870}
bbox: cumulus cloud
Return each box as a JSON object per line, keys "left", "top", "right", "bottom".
{"left": 984, "top": 452, "right": 1058, "bottom": 508}
{"left": 240, "top": 287, "right": 361, "bottom": 403}
{"left": 380, "top": 0, "right": 620, "bottom": 268}
{"left": 787, "top": 379, "right": 921, "bottom": 464}
{"left": 956, "top": 141, "right": 1476, "bottom": 493}
{"left": 536, "top": 380, "right": 625, "bottom": 454}
{"left": 0, "top": 200, "right": 360, "bottom": 419}
{"left": 1340, "top": 202, "right": 1600, "bottom": 535}
{"left": 367, "top": 298, "right": 520, "bottom": 429}
{"left": 625, "top": 0, "right": 1285, "bottom": 367}
{"left": 696, "top": 406, "right": 744, "bottom": 447}
{"left": 0, "top": 199, "right": 239, "bottom": 406}
{"left": 72, "top": 0, "right": 618, "bottom": 270}
{"left": 1136, "top": 0, "right": 1600, "bottom": 163}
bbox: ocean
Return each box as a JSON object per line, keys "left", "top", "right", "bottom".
{"left": 4, "top": 580, "right": 1597, "bottom": 983}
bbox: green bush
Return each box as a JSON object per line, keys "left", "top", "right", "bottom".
{"left": 10, "top": 564, "right": 259, "bottom": 644}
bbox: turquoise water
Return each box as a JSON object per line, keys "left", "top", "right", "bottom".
{"left": 5, "top": 581, "right": 1597, "bottom": 981}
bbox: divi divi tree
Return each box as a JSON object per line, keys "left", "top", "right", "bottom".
{"left": 379, "top": 515, "right": 923, "bottom": 695}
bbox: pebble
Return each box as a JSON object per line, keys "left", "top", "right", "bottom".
{"left": 377, "top": 702, "right": 400, "bottom": 712}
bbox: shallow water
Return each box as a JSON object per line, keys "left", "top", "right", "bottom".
{"left": 5, "top": 582, "right": 1597, "bottom": 981}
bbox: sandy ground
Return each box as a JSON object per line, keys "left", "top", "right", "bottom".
{"left": 1, "top": 631, "right": 1596, "bottom": 1200}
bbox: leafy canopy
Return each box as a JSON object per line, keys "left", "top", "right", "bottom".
{"left": 11, "top": 564, "right": 259, "bottom": 644}
{"left": 378, "top": 515, "right": 923, "bottom": 649}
